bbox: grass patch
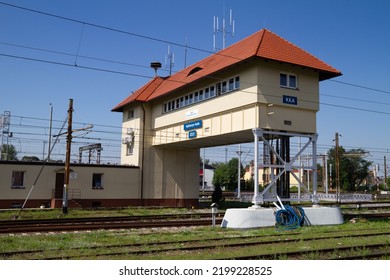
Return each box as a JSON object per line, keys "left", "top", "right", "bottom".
{"left": 0, "top": 207, "right": 196, "bottom": 221}
{"left": 0, "top": 218, "right": 389, "bottom": 260}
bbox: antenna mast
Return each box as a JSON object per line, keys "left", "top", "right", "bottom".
{"left": 213, "top": 8, "right": 235, "bottom": 52}
{"left": 165, "top": 45, "right": 175, "bottom": 76}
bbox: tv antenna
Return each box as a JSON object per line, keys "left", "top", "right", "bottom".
{"left": 213, "top": 8, "right": 235, "bottom": 52}
{"left": 165, "top": 45, "right": 175, "bottom": 76}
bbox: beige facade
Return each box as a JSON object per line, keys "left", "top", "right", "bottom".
{"left": 244, "top": 166, "right": 301, "bottom": 187}
{"left": 0, "top": 161, "right": 139, "bottom": 208}
{"left": 116, "top": 60, "right": 322, "bottom": 206}
{"left": 121, "top": 59, "right": 320, "bottom": 159}
{"left": 148, "top": 61, "right": 319, "bottom": 149}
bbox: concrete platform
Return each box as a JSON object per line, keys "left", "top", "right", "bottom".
{"left": 221, "top": 206, "right": 344, "bottom": 229}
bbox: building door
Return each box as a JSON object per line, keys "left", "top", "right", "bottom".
{"left": 54, "top": 173, "right": 64, "bottom": 199}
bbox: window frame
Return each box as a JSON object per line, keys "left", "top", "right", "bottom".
{"left": 126, "top": 144, "right": 134, "bottom": 156}
{"left": 127, "top": 109, "right": 135, "bottom": 119}
{"left": 280, "top": 73, "right": 298, "bottom": 89}
{"left": 92, "top": 173, "right": 104, "bottom": 189}
{"left": 162, "top": 75, "right": 240, "bottom": 113}
{"left": 11, "top": 171, "right": 25, "bottom": 189}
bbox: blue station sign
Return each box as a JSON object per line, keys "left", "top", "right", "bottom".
{"left": 188, "top": 130, "right": 197, "bottom": 139}
{"left": 184, "top": 120, "right": 202, "bottom": 131}
{"left": 282, "top": 95, "right": 298, "bottom": 105}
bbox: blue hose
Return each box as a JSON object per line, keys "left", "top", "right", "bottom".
{"left": 275, "top": 205, "right": 305, "bottom": 230}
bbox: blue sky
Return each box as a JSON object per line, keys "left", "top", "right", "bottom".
{"left": 1, "top": 0, "right": 390, "bottom": 173}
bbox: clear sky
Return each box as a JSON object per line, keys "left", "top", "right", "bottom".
{"left": 1, "top": 0, "right": 390, "bottom": 174}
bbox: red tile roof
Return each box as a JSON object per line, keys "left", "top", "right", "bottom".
{"left": 112, "top": 28, "right": 341, "bottom": 112}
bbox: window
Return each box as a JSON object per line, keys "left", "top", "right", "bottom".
{"left": 280, "top": 73, "right": 297, "bottom": 89}
{"left": 92, "top": 173, "right": 103, "bottom": 189}
{"left": 161, "top": 76, "right": 239, "bottom": 113}
{"left": 229, "top": 78, "right": 234, "bottom": 91}
{"left": 289, "top": 75, "right": 297, "bottom": 88}
{"left": 127, "top": 109, "right": 134, "bottom": 119}
{"left": 210, "top": 86, "right": 215, "bottom": 97}
{"left": 216, "top": 83, "right": 222, "bottom": 95}
{"left": 12, "top": 171, "right": 25, "bottom": 188}
{"left": 126, "top": 144, "right": 134, "bottom": 156}
{"left": 222, "top": 81, "right": 227, "bottom": 93}
{"left": 235, "top": 76, "right": 240, "bottom": 89}
{"left": 205, "top": 88, "right": 210, "bottom": 99}
{"left": 199, "top": 90, "right": 204, "bottom": 101}
{"left": 194, "top": 92, "right": 199, "bottom": 102}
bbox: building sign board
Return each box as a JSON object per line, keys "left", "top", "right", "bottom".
{"left": 188, "top": 130, "right": 197, "bottom": 139}
{"left": 185, "top": 109, "right": 199, "bottom": 119}
{"left": 282, "top": 95, "right": 298, "bottom": 105}
{"left": 184, "top": 120, "right": 202, "bottom": 131}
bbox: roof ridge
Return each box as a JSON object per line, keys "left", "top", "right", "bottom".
{"left": 255, "top": 29, "right": 267, "bottom": 55}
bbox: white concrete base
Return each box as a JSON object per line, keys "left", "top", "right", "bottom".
{"left": 221, "top": 206, "right": 344, "bottom": 229}
{"left": 303, "top": 206, "right": 344, "bottom": 225}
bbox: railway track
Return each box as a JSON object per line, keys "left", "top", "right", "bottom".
{"left": 1, "top": 211, "right": 389, "bottom": 234}
{"left": 0, "top": 213, "right": 223, "bottom": 234}
{"left": 228, "top": 242, "right": 390, "bottom": 260}
{"left": 1, "top": 228, "right": 389, "bottom": 260}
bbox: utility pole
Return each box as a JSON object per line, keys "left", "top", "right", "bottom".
{"left": 63, "top": 99, "right": 73, "bottom": 215}
{"left": 236, "top": 144, "right": 243, "bottom": 198}
{"left": 335, "top": 132, "right": 341, "bottom": 204}
{"left": 323, "top": 155, "right": 329, "bottom": 195}
{"left": 202, "top": 148, "right": 205, "bottom": 195}
{"left": 48, "top": 103, "right": 53, "bottom": 161}
{"left": 384, "top": 156, "right": 387, "bottom": 190}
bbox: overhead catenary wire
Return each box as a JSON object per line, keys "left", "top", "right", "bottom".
{"left": 1, "top": 1, "right": 389, "bottom": 98}
{"left": 4, "top": 112, "right": 390, "bottom": 164}
{"left": 3, "top": 50, "right": 390, "bottom": 118}
{"left": 1, "top": 3, "right": 390, "bottom": 117}
{"left": 1, "top": 2, "right": 390, "bottom": 167}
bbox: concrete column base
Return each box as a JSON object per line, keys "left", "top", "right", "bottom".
{"left": 221, "top": 206, "right": 344, "bottom": 229}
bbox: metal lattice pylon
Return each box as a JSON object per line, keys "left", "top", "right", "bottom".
{"left": 252, "top": 128, "right": 318, "bottom": 206}
{"left": 0, "top": 111, "right": 11, "bottom": 160}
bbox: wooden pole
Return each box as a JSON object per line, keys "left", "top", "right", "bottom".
{"left": 63, "top": 99, "right": 73, "bottom": 214}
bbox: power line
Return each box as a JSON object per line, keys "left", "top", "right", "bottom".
{"left": 2, "top": 2, "right": 390, "bottom": 166}
{"left": 2, "top": 4, "right": 390, "bottom": 113}
{"left": 0, "top": 1, "right": 217, "bottom": 57}
{"left": 0, "top": 41, "right": 158, "bottom": 71}
{"left": 2, "top": 1, "right": 390, "bottom": 99}
{"left": 329, "top": 79, "right": 390, "bottom": 95}
{"left": 0, "top": 53, "right": 154, "bottom": 79}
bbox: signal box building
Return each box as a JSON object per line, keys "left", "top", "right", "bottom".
{"left": 0, "top": 28, "right": 341, "bottom": 210}
{"left": 112, "top": 28, "right": 341, "bottom": 207}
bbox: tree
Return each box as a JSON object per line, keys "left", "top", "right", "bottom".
{"left": 0, "top": 144, "right": 18, "bottom": 160}
{"left": 21, "top": 156, "right": 40, "bottom": 162}
{"left": 212, "top": 158, "right": 245, "bottom": 191}
{"left": 328, "top": 147, "right": 371, "bottom": 192}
